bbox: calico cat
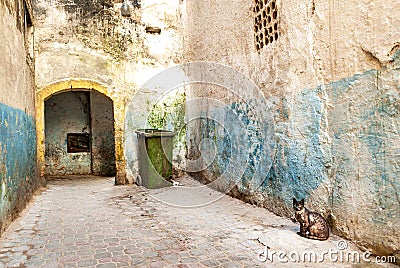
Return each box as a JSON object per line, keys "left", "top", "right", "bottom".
{"left": 293, "top": 198, "right": 329, "bottom": 241}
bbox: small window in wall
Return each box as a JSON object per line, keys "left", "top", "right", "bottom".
{"left": 254, "top": 0, "right": 279, "bottom": 51}
{"left": 67, "top": 133, "right": 91, "bottom": 153}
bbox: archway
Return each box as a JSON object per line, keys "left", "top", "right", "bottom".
{"left": 36, "top": 78, "right": 127, "bottom": 185}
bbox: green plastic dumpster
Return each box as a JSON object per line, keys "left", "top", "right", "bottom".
{"left": 135, "top": 129, "right": 176, "bottom": 189}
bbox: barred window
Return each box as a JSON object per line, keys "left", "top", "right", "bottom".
{"left": 254, "top": 0, "right": 279, "bottom": 51}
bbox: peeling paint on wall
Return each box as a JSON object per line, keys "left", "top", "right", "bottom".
{"left": 0, "top": 0, "right": 40, "bottom": 236}
{"left": 0, "top": 102, "right": 37, "bottom": 232}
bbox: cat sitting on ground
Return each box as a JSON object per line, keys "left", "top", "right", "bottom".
{"left": 293, "top": 198, "right": 329, "bottom": 241}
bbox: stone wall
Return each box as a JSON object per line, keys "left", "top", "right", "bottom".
{"left": 184, "top": 0, "right": 400, "bottom": 258}
{"left": 0, "top": 0, "right": 42, "bottom": 234}
{"left": 32, "top": 0, "right": 184, "bottom": 183}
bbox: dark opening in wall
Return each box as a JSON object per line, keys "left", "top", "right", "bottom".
{"left": 45, "top": 91, "right": 116, "bottom": 176}
{"left": 23, "top": 0, "right": 34, "bottom": 66}
{"left": 254, "top": 0, "right": 279, "bottom": 51}
{"left": 67, "top": 133, "right": 91, "bottom": 153}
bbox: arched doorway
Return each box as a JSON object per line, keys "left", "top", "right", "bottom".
{"left": 44, "top": 90, "right": 115, "bottom": 176}
{"left": 36, "top": 79, "right": 127, "bottom": 184}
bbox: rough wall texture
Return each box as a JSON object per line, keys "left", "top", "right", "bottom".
{"left": 184, "top": 0, "right": 400, "bottom": 259}
{"left": 90, "top": 91, "right": 116, "bottom": 176}
{"left": 0, "top": 0, "right": 41, "bottom": 234}
{"left": 33, "top": 0, "right": 184, "bottom": 183}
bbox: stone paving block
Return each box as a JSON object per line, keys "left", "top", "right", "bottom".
{"left": 25, "top": 258, "right": 46, "bottom": 267}
{"left": 91, "top": 243, "right": 109, "bottom": 249}
{"left": 130, "top": 257, "right": 146, "bottom": 266}
{"left": 97, "top": 257, "right": 111, "bottom": 264}
{"left": 189, "top": 248, "right": 207, "bottom": 257}
{"left": 42, "top": 261, "right": 63, "bottom": 268}
{"left": 111, "top": 251, "right": 124, "bottom": 256}
{"left": 94, "top": 252, "right": 112, "bottom": 259}
{"left": 179, "top": 256, "right": 199, "bottom": 263}
{"left": 142, "top": 251, "right": 159, "bottom": 258}
{"left": 201, "top": 259, "right": 220, "bottom": 266}
{"left": 78, "top": 258, "right": 98, "bottom": 266}
{"left": 220, "top": 261, "right": 243, "bottom": 268}
{"left": 42, "top": 251, "right": 62, "bottom": 259}
{"left": 63, "top": 263, "right": 80, "bottom": 268}
{"left": 59, "top": 254, "right": 80, "bottom": 263}
{"left": 147, "top": 261, "right": 171, "bottom": 268}
{"left": 77, "top": 249, "right": 95, "bottom": 256}
{"left": 96, "top": 263, "right": 117, "bottom": 268}
{"left": 110, "top": 254, "right": 130, "bottom": 263}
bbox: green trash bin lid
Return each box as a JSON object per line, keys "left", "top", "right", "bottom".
{"left": 135, "top": 129, "right": 176, "bottom": 137}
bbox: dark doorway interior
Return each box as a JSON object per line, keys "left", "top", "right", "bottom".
{"left": 44, "top": 90, "right": 116, "bottom": 176}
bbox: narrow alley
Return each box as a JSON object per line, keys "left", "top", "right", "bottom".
{"left": 0, "top": 176, "right": 396, "bottom": 267}
{"left": 1, "top": 0, "right": 399, "bottom": 267}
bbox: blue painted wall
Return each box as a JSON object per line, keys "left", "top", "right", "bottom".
{"left": 0, "top": 102, "right": 37, "bottom": 232}
{"left": 188, "top": 52, "right": 400, "bottom": 256}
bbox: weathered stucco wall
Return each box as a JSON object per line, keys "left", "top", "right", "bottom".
{"left": 33, "top": 0, "right": 184, "bottom": 184}
{"left": 0, "top": 0, "right": 42, "bottom": 234}
{"left": 184, "top": 0, "right": 400, "bottom": 259}
{"left": 90, "top": 91, "right": 116, "bottom": 176}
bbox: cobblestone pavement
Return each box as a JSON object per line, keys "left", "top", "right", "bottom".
{"left": 0, "top": 176, "right": 396, "bottom": 267}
